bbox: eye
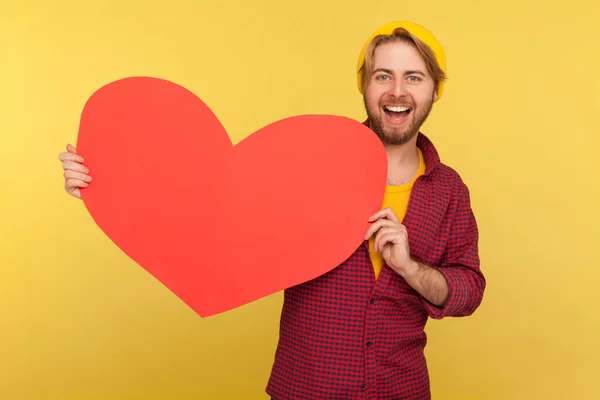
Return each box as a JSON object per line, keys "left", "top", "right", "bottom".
{"left": 407, "top": 76, "right": 422, "bottom": 82}
{"left": 375, "top": 74, "right": 391, "bottom": 81}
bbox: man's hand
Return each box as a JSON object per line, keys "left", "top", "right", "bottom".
{"left": 58, "top": 143, "right": 91, "bottom": 199}
{"left": 364, "top": 207, "right": 418, "bottom": 277}
{"left": 365, "top": 208, "right": 449, "bottom": 307}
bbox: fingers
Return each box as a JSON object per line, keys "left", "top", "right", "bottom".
{"left": 64, "top": 169, "right": 92, "bottom": 183}
{"left": 65, "top": 178, "right": 88, "bottom": 191}
{"left": 61, "top": 160, "right": 89, "bottom": 175}
{"left": 59, "top": 144, "right": 87, "bottom": 200}
{"left": 373, "top": 227, "right": 406, "bottom": 252}
{"left": 365, "top": 214, "right": 406, "bottom": 240}
{"left": 368, "top": 207, "right": 400, "bottom": 223}
{"left": 364, "top": 218, "right": 398, "bottom": 240}
{"left": 58, "top": 151, "right": 84, "bottom": 163}
{"left": 59, "top": 144, "right": 83, "bottom": 162}
{"left": 365, "top": 208, "right": 403, "bottom": 241}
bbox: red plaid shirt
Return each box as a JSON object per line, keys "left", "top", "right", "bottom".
{"left": 266, "top": 132, "right": 486, "bottom": 400}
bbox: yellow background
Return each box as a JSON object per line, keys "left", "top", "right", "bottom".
{"left": 2, "top": 0, "right": 599, "bottom": 399}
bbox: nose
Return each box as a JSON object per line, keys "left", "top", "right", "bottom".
{"left": 389, "top": 79, "right": 407, "bottom": 98}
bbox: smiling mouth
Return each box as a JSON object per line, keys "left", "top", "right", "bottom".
{"left": 383, "top": 105, "right": 412, "bottom": 124}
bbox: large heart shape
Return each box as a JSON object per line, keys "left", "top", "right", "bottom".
{"left": 76, "top": 77, "right": 386, "bottom": 317}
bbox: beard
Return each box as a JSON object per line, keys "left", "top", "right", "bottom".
{"left": 364, "top": 93, "right": 434, "bottom": 145}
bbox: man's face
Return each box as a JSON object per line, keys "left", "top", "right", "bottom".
{"left": 363, "top": 40, "right": 437, "bottom": 145}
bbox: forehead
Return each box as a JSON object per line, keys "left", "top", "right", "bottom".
{"left": 372, "top": 41, "right": 428, "bottom": 72}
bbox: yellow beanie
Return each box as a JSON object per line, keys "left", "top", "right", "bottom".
{"left": 356, "top": 21, "right": 447, "bottom": 101}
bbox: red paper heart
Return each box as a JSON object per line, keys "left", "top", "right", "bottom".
{"left": 76, "top": 77, "right": 386, "bottom": 317}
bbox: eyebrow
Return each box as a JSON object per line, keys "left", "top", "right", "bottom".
{"left": 372, "top": 68, "right": 394, "bottom": 75}
{"left": 405, "top": 70, "right": 426, "bottom": 76}
{"left": 372, "top": 68, "right": 426, "bottom": 76}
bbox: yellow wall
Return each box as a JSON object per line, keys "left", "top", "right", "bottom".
{"left": 2, "top": 0, "right": 599, "bottom": 399}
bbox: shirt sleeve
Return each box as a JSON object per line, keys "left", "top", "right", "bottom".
{"left": 423, "top": 182, "right": 486, "bottom": 319}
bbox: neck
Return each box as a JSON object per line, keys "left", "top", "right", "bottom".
{"left": 383, "top": 134, "right": 420, "bottom": 186}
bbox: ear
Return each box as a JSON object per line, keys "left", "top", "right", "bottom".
{"left": 433, "top": 89, "right": 438, "bottom": 102}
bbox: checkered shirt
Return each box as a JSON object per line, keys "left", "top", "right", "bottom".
{"left": 266, "top": 132, "right": 486, "bottom": 400}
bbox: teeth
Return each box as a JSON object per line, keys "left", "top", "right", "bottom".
{"left": 385, "top": 106, "right": 411, "bottom": 112}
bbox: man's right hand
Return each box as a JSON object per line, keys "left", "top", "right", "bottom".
{"left": 58, "top": 143, "right": 91, "bottom": 199}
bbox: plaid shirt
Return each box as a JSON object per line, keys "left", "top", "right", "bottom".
{"left": 266, "top": 132, "right": 486, "bottom": 400}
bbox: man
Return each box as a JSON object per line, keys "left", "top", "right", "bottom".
{"left": 58, "top": 21, "right": 485, "bottom": 400}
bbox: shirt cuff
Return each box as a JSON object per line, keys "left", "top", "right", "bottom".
{"left": 423, "top": 266, "right": 469, "bottom": 319}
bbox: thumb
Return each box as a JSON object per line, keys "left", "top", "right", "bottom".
{"left": 67, "top": 143, "right": 77, "bottom": 154}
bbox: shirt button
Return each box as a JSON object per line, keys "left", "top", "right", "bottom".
{"left": 369, "top": 298, "right": 376, "bottom": 304}
{"left": 366, "top": 341, "right": 373, "bottom": 347}
{"left": 361, "top": 383, "right": 366, "bottom": 391}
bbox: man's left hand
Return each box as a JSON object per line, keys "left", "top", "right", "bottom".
{"left": 364, "top": 208, "right": 418, "bottom": 278}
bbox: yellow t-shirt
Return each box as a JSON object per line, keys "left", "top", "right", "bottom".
{"left": 369, "top": 148, "right": 426, "bottom": 279}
